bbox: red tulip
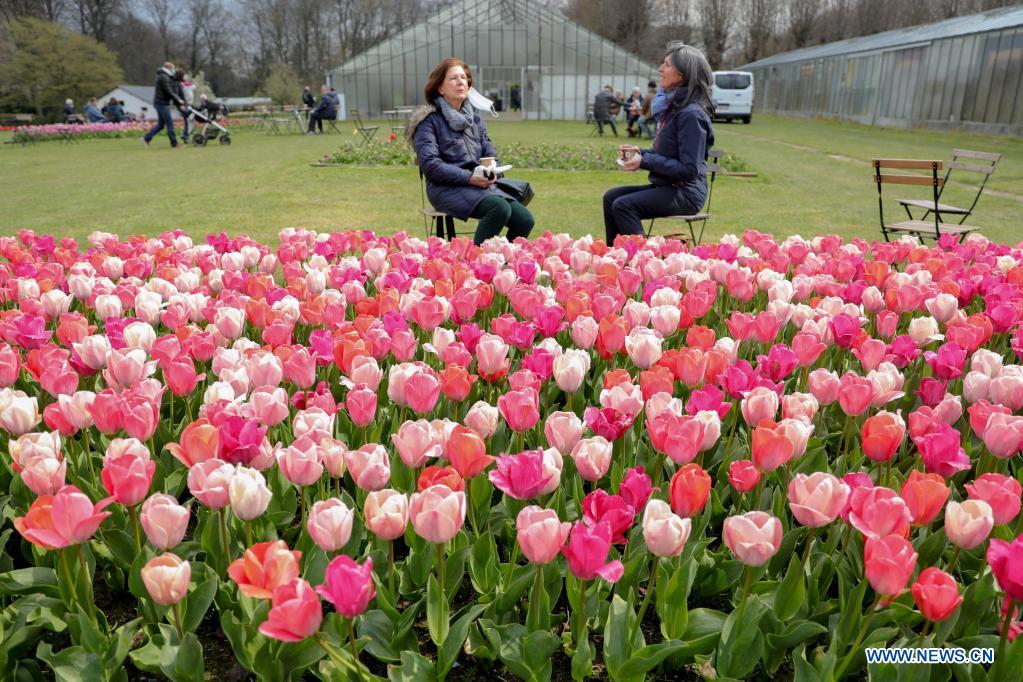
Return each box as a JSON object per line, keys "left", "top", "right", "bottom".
{"left": 728, "top": 459, "right": 760, "bottom": 493}
{"left": 668, "top": 463, "right": 711, "bottom": 518}
{"left": 445, "top": 425, "right": 495, "bottom": 480}
{"left": 900, "top": 470, "right": 949, "bottom": 526}
{"left": 228, "top": 540, "right": 302, "bottom": 600}
{"left": 912, "top": 568, "right": 962, "bottom": 622}
{"left": 259, "top": 579, "right": 323, "bottom": 642}
{"left": 860, "top": 411, "right": 905, "bottom": 463}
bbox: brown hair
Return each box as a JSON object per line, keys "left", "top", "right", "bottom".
{"left": 424, "top": 58, "right": 473, "bottom": 103}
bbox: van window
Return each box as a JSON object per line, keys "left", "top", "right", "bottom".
{"left": 715, "top": 73, "right": 751, "bottom": 90}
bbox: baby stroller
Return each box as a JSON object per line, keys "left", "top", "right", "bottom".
{"left": 187, "top": 102, "right": 231, "bottom": 146}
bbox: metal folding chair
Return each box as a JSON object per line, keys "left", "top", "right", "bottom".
{"left": 874, "top": 159, "right": 979, "bottom": 242}
{"left": 350, "top": 109, "right": 379, "bottom": 145}
{"left": 646, "top": 148, "right": 724, "bottom": 245}
{"left": 897, "top": 148, "right": 1000, "bottom": 225}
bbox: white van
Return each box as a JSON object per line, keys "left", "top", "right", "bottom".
{"left": 712, "top": 71, "right": 754, "bottom": 123}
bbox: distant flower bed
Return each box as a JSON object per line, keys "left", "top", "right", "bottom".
{"left": 12, "top": 121, "right": 151, "bottom": 142}
{"left": 318, "top": 141, "right": 752, "bottom": 173}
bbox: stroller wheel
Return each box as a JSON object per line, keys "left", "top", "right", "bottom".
{"left": 192, "top": 133, "right": 206, "bottom": 146}
{"left": 219, "top": 135, "right": 231, "bottom": 146}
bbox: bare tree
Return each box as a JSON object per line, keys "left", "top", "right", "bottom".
{"left": 788, "top": 0, "right": 818, "bottom": 48}
{"left": 698, "top": 0, "right": 730, "bottom": 69}
{"left": 71, "top": 0, "right": 120, "bottom": 42}
{"left": 143, "top": 0, "right": 174, "bottom": 60}
{"left": 740, "top": 0, "right": 775, "bottom": 63}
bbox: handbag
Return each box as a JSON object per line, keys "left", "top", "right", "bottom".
{"left": 495, "top": 178, "right": 534, "bottom": 206}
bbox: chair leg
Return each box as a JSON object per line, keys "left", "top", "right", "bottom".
{"left": 696, "top": 218, "right": 708, "bottom": 246}
{"left": 645, "top": 218, "right": 655, "bottom": 237}
{"left": 435, "top": 216, "right": 444, "bottom": 239}
{"left": 445, "top": 216, "right": 456, "bottom": 241}
{"left": 687, "top": 219, "right": 696, "bottom": 245}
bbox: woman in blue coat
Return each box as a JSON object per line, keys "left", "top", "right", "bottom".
{"left": 410, "top": 58, "right": 534, "bottom": 246}
{"left": 603, "top": 45, "right": 715, "bottom": 245}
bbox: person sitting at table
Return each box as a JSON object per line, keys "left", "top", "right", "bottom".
{"left": 409, "top": 57, "right": 534, "bottom": 246}
{"left": 84, "top": 98, "right": 108, "bottom": 122}
{"left": 306, "top": 85, "right": 333, "bottom": 134}
{"left": 102, "top": 98, "right": 127, "bottom": 122}
{"left": 602, "top": 44, "right": 715, "bottom": 245}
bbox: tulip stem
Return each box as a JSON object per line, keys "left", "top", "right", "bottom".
{"left": 576, "top": 578, "right": 589, "bottom": 645}
{"left": 129, "top": 505, "right": 142, "bottom": 555}
{"left": 172, "top": 601, "right": 185, "bottom": 640}
{"left": 81, "top": 429, "right": 96, "bottom": 483}
{"left": 388, "top": 540, "right": 396, "bottom": 599}
{"left": 348, "top": 617, "right": 359, "bottom": 661}
{"left": 528, "top": 563, "right": 545, "bottom": 631}
{"left": 436, "top": 543, "right": 446, "bottom": 594}
{"left": 997, "top": 598, "right": 1014, "bottom": 664}
{"left": 76, "top": 543, "right": 97, "bottom": 622}
{"left": 919, "top": 619, "right": 932, "bottom": 642}
{"left": 946, "top": 546, "right": 962, "bottom": 575}
{"left": 58, "top": 547, "right": 78, "bottom": 612}
{"left": 632, "top": 557, "right": 659, "bottom": 646}
{"left": 835, "top": 594, "right": 883, "bottom": 679}
{"left": 798, "top": 527, "right": 816, "bottom": 575}
{"left": 219, "top": 508, "right": 231, "bottom": 566}
{"left": 314, "top": 634, "right": 363, "bottom": 677}
{"left": 245, "top": 521, "right": 254, "bottom": 547}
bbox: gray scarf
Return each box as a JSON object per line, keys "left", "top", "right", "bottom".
{"left": 435, "top": 97, "right": 482, "bottom": 162}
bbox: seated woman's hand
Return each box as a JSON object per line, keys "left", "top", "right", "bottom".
{"left": 468, "top": 174, "right": 495, "bottom": 188}
{"left": 620, "top": 152, "right": 643, "bottom": 172}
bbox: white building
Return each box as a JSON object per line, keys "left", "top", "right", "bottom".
{"left": 96, "top": 84, "right": 181, "bottom": 120}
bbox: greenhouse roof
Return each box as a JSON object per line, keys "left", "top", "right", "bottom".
{"left": 742, "top": 4, "right": 1023, "bottom": 69}
{"left": 332, "top": 0, "right": 657, "bottom": 74}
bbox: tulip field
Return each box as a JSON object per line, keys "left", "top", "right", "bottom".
{"left": 2, "top": 227, "right": 1023, "bottom": 681}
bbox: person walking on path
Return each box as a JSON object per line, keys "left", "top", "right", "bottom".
{"left": 141, "top": 62, "right": 184, "bottom": 148}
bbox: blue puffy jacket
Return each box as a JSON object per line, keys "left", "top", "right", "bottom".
{"left": 639, "top": 87, "right": 715, "bottom": 211}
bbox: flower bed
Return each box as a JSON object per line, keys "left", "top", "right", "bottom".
{"left": 11, "top": 118, "right": 260, "bottom": 143}
{"left": 318, "top": 141, "right": 752, "bottom": 173}
{"left": 1, "top": 227, "right": 1022, "bottom": 681}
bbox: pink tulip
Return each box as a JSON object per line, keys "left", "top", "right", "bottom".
{"left": 788, "top": 472, "right": 850, "bottom": 527}
{"left": 792, "top": 331, "right": 826, "bottom": 367}
{"left": 944, "top": 500, "right": 994, "bottom": 550}
{"left": 317, "top": 555, "right": 376, "bottom": 617}
{"left": 141, "top": 553, "right": 191, "bottom": 606}
{"left": 544, "top": 411, "right": 584, "bottom": 456}
{"left": 864, "top": 534, "right": 917, "bottom": 596}
{"left": 405, "top": 370, "right": 441, "bottom": 415}
{"left": 306, "top": 498, "right": 355, "bottom": 553}
{"left": 364, "top": 489, "right": 409, "bottom": 540}
{"left": 723, "top": 511, "right": 783, "bottom": 566}
{"left": 561, "top": 521, "right": 624, "bottom": 582}
{"left": 965, "top": 473, "right": 1022, "bottom": 526}
{"left": 740, "top": 386, "right": 779, "bottom": 426}
{"left": 516, "top": 506, "right": 571, "bottom": 564}
{"left": 807, "top": 369, "right": 840, "bottom": 405}
{"left": 140, "top": 493, "right": 189, "bottom": 550}
{"left": 258, "top": 578, "right": 323, "bottom": 642}
{"left": 228, "top": 539, "right": 302, "bottom": 600}
{"left": 619, "top": 466, "right": 652, "bottom": 511}
{"left": 187, "top": 459, "right": 235, "bottom": 509}
{"left": 782, "top": 392, "right": 819, "bottom": 422}
{"left": 498, "top": 387, "right": 540, "bottom": 433}
{"left": 391, "top": 419, "right": 442, "bottom": 468}
{"left": 88, "top": 389, "right": 122, "bottom": 434}
{"left": 409, "top": 484, "right": 465, "bottom": 544}
{"left": 0, "top": 391, "right": 40, "bottom": 435}
{"left": 982, "top": 413, "right": 1023, "bottom": 459}
{"left": 912, "top": 568, "right": 963, "bottom": 622}
{"left": 20, "top": 453, "right": 66, "bottom": 496}
{"left": 728, "top": 459, "right": 760, "bottom": 493}
{"left": 649, "top": 411, "right": 705, "bottom": 465}
{"left": 250, "top": 387, "right": 290, "bottom": 426}
{"left": 165, "top": 354, "right": 203, "bottom": 397}
{"left": 489, "top": 449, "right": 551, "bottom": 500}
{"left": 642, "top": 499, "right": 691, "bottom": 557}
{"left": 837, "top": 372, "right": 874, "bottom": 416}
{"left": 345, "top": 444, "right": 391, "bottom": 491}
{"left": 14, "top": 484, "right": 113, "bottom": 549}
{"left": 277, "top": 439, "right": 324, "bottom": 487}
{"left": 345, "top": 384, "right": 378, "bottom": 428}
{"left": 552, "top": 349, "right": 590, "bottom": 393}
{"left": 475, "top": 335, "right": 510, "bottom": 382}
{"left": 848, "top": 486, "right": 912, "bottom": 539}
{"left": 228, "top": 466, "right": 273, "bottom": 521}
{"left": 570, "top": 436, "right": 613, "bottom": 482}
{"left": 101, "top": 454, "right": 155, "bottom": 507}
{"left": 988, "top": 537, "right": 1023, "bottom": 601}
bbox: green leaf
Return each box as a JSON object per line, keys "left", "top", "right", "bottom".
{"left": 276, "top": 637, "right": 327, "bottom": 674}
{"left": 715, "top": 595, "right": 767, "bottom": 679}
{"left": 437, "top": 603, "right": 487, "bottom": 678}
{"left": 603, "top": 595, "right": 635, "bottom": 680}
{"left": 36, "top": 643, "right": 104, "bottom": 682}
{"left": 159, "top": 630, "right": 204, "bottom": 682}
{"left": 571, "top": 632, "right": 593, "bottom": 682}
{"left": 495, "top": 563, "right": 534, "bottom": 613}
{"left": 103, "top": 618, "right": 142, "bottom": 677}
{"left": 386, "top": 651, "right": 436, "bottom": 682}
{"left": 773, "top": 554, "right": 806, "bottom": 621}
{"left": 618, "top": 640, "right": 694, "bottom": 677}
{"left": 836, "top": 576, "right": 868, "bottom": 649}
{"left": 468, "top": 530, "right": 500, "bottom": 594}
{"left": 444, "top": 545, "right": 470, "bottom": 598}
{"left": 0, "top": 568, "right": 59, "bottom": 598}
{"left": 103, "top": 530, "right": 138, "bottom": 570}
{"left": 656, "top": 557, "right": 691, "bottom": 640}
{"left": 426, "top": 574, "right": 449, "bottom": 647}
{"left": 765, "top": 620, "right": 828, "bottom": 652}
{"left": 183, "top": 577, "right": 218, "bottom": 632}
{"left": 916, "top": 527, "right": 947, "bottom": 567}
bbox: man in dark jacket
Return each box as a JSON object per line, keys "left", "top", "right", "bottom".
{"left": 302, "top": 86, "right": 315, "bottom": 108}
{"left": 142, "top": 62, "right": 184, "bottom": 148}
{"left": 593, "top": 85, "right": 624, "bottom": 137}
{"left": 306, "top": 85, "right": 335, "bottom": 134}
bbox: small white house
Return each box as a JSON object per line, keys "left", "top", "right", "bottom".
{"left": 97, "top": 84, "right": 183, "bottom": 120}
{"left": 221, "top": 96, "right": 272, "bottom": 111}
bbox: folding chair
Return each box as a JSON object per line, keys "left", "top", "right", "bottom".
{"left": 646, "top": 148, "right": 723, "bottom": 245}
{"left": 417, "top": 162, "right": 474, "bottom": 241}
{"left": 897, "top": 148, "right": 1000, "bottom": 225}
{"left": 350, "top": 109, "right": 379, "bottom": 145}
{"left": 873, "top": 159, "right": 979, "bottom": 242}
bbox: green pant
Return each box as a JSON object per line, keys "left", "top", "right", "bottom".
{"left": 470, "top": 195, "right": 534, "bottom": 246}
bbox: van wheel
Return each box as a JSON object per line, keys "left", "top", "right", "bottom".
{"left": 742, "top": 116, "right": 751, "bottom": 124}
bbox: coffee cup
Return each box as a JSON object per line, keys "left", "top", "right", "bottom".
{"left": 480, "top": 156, "right": 496, "bottom": 169}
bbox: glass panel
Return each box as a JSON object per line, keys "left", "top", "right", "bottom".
{"left": 714, "top": 73, "right": 752, "bottom": 89}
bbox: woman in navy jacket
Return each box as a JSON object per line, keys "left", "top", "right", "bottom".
{"left": 410, "top": 58, "right": 534, "bottom": 246}
{"left": 603, "top": 45, "right": 715, "bottom": 245}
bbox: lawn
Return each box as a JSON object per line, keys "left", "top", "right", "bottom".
{"left": 1, "top": 114, "right": 1019, "bottom": 245}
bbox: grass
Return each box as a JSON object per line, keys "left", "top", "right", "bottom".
{"left": 1, "top": 114, "right": 1019, "bottom": 245}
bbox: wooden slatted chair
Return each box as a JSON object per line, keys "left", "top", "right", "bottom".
{"left": 350, "top": 109, "right": 379, "bottom": 145}
{"left": 897, "top": 149, "right": 1000, "bottom": 226}
{"left": 873, "top": 159, "right": 979, "bottom": 242}
{"left": 645, "top": 148, "right": 724, "bottom": 245}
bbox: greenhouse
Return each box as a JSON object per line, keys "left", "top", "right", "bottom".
{"left": 327, "top": 0, "right": 658, "bottom": 120}
{"left": 742, "top": 5, "right": 1023, "bottom": 135}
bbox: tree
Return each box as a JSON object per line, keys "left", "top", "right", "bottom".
{"left": 143, "top": 0, "right": 175, "bottom": 61}
{"left": 787, "top": 0, "right": 818, "bottom": 48}
{"left": 698, "top": 0, "right": 730, "bottom": 69}
{"left": 740, "top": 0, "right": 775, "bottom": 63}
{"left": 257, "top": 61, "right": 303, "bottom": 104}
{"left": 0, "top": 0, "right": 66, "bottom": 22}
{"left": 71, "top": 0, "right": 120, "bottom": 43}
{"left": 0, "top": 17, "right": 122, "bottom": 116}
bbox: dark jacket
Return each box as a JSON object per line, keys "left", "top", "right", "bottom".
{"left": 639, "top": 87, "right": 715, "bottom": 210}
{"left": 303, "top": 90, "right": 315, "bottom": 108}
{"left": 153, "top": 68, "right": 181, "bottom": 107}
{"left": 410, "top": 105, "right": 514, "bottom": 221}
{"left": 84, "top": 103, "right": 107, "bottom": 122}
{"left": 104, "top": 103, "right": 127, "bottom": 122}
{"left": 172, "top": 80, "right": 187, "bottom": 110}
{"left": 311, "top": 92, "right": 336, "bottom": 117}
{"left": 593, "top": 90, "right": 624, "bottom": 120}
